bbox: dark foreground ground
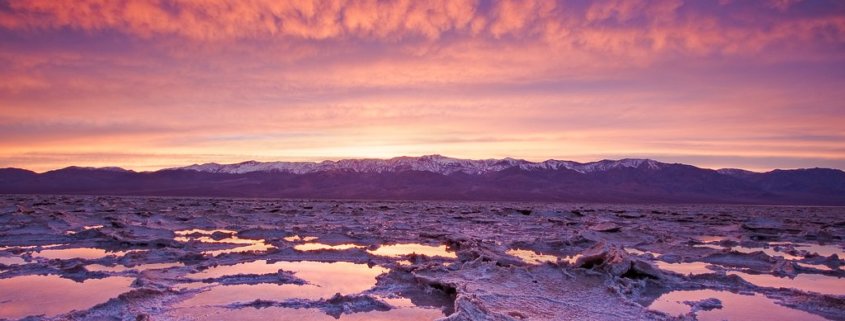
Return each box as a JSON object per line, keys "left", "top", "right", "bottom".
{"left": 0, "top": 195, "right": 843, "bottom": 320}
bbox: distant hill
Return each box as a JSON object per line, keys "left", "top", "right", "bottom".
{"left": 1, "top": 155, "right": 843, "bottom": 205}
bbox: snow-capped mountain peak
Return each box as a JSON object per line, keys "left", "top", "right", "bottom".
{"left": 172, "top": 155, "right": 669, "bottom": 175}
{"left": 716, "top": 168, "right": 757, "bottom": 177}
{"left": 56, "top": 166, "right": 132, "bottom": 173}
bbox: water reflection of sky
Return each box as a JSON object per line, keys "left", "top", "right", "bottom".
{"left": 0, "top": 275, "right": 133, "bottom": 320}
{"left": 367, "top": 244, "right": 456, "bottom": 259}
{"left": 649, "top": 289, "right": 827, "bottom": 321}
{"left": 34, "top": 247, "right": 143, "bottom": 260}
{"left": 174, "top": 229, "right": 275, "bottom": 256}
{"left": 728, "top": 271, "right": 845, "bottom": 296}
{"left": 182, "top": 260, "right": 389, "bottom": 306}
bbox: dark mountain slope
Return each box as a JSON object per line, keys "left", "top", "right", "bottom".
{"left": 1, "top": 157, "right": 843, "bottom": 205}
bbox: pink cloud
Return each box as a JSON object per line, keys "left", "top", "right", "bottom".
{"left": 0, "top": 0, "right": 841, "bottom": 57}
{"left": 0, "top": 0, "right": 844, "bottom": 171}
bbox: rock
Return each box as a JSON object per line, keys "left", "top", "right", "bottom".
{"left": 617, "top": 212, "right": 644, "bottom": 219}
{"left": 771, "top": 259, "right": 799, "bottom": 277}
{"left": 505, "top": 208, "right": 532, "bottom": 216}
{"left": 574, "top": 242, "right": 662, "bottom": 279}
{"left": 440, "top": 294, "right": 522, "bottom": 321}
{"left": 590, "top": 222, "right": 621, "bottom": 232}
{"left": 237, "top": 228, "right": 289, "bottom": 240}
{"left": 209, "top": 231, "right": 233, "bottom": 240}
{"left": 178, "top": 252, "right": 206, "bottom": 264}
{"left": 684, "top": 298, "right": 723, "bottom": 312}
{"left": 742, "top": 218, "right": 800, "bottom": 233}
{"left": 203, "top": 271, "right": 307, "bottom": 286}
{"left": 321, "top": 293, "right": 392, "bottom": 318}
{"left": 658, "top": 254, "right": 682, "bottom": 263}
{"left": 703, "top": 251, "right": 775, "bottom": 271}
{"left": 233, "top": 294, "right": 392, "bottom": 319}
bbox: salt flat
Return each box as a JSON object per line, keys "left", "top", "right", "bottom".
{"left": 0, "top": 195, "right": 843, "bottom": 320}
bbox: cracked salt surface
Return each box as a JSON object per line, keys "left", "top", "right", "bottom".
{"left": 1, "top": 195, "right": 843, "bottom": 320}
{"left": 0, "top": 275, "right": 134, "bottom": 319}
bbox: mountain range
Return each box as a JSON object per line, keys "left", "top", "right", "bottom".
{"left": 1, "top": 155, "right": 843, "bottom": 205}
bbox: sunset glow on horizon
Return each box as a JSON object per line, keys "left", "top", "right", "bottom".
{"left": 2, "top": 0, "right": 845, "bottom": 172}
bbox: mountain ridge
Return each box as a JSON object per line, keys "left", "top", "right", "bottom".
{"left": 1, "top": 155, "right": 843, "bottom": 205}
{"left": 173, "top": 155, "right": 672, "bottom": 175}
{"left": 5, "top": 155, "right": 839, "bottom": 175}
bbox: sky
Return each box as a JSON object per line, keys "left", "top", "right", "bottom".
{"left": 1, "top": 0, "right": 844, "bottom": 172}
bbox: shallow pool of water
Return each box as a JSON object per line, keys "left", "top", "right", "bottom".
{"left": 656, "top": 261, "right": 718, "bottom": 276}
{"left": 86, "top": 262, "right": 184, "bottom": 272}
{"left": 0, "top": 275, "right": 134, "bottom": 319}
{"left": 506, "top": 249, "right": 558, "bottom": 264}
{"left": 66, "top": 225, "right": 106, "bottom": 235}
{"left": 180, "top": 260, "right": 389, "bottom": 307}
{"left": 563, "top": 254, "right": 582, "bottom": 265}
{"left": 33, "top": 247, "right": 141, "bottom": 260}
{"left": 695, "top": 244, "right": 803, "bottom": 260}
{"left": 175, "top": 229, "right": 238, "bottom": 236}
{"left": 0, "top": 255, "right": 26, "bottom": 265}
{"left": 167, "top": 305, "right": 443, "bottom": 321}
{"left": 284, "top": 235, "right": 319, "bottom": 242}
{"left": 796, "top": 262, "right": 833, "bottom": 271}
{"left": 649, "top": 289, "right": 827, "bottom": 321}
{"left": 729, "top": 271, "right": 845, "bottom": 296}
{"left": 174, "top": 229, "right": 275, "bottom": 256}
{"left": 0, "top": 244, "right": 63, "bottom": 252}
{"left": 367, "top": 244, "right": 456, "bottom": 259}
{"left": 695, "top": 235, "right": 738, "bottom": 243}
{"left": 294, "top": 243, "right": 364, "bottom": 251}
{"left": 769, "top": 242, "right": 845, "bottom": 258}
{"left": 626, "top": 248, "right": 661, "bottom": 257}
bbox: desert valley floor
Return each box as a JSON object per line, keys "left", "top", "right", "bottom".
{"left": 0, "top": 195, "right": 843, "bottom": 320}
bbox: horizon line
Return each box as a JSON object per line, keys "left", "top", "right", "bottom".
{"left": 4, "top": 154, "right": 843, "bottom": 175}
